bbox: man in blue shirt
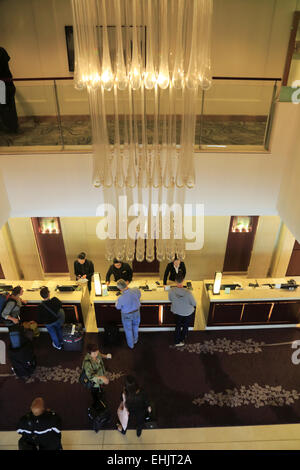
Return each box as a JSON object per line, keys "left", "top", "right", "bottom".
{"left": 115, "top": 279, "right": 141, "bottom": 349}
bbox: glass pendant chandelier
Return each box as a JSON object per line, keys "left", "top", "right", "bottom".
{"left": 71, "top": 0, "right": 213, "bottom": 190}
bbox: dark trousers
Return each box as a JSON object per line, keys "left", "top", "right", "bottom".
{"left": 91, "top": 386, "right": 103, "bottom": 406}
{"left": 174, "top": 313, "right": 193, "bottom": 344}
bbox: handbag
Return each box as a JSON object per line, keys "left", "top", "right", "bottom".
{"left": 144, "top": 405, "right": 158, "bottom": 429}
{"left": 79, "top": 368, "right": 93, "bottom": 389}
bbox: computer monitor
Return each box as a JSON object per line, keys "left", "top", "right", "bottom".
{"left": 213, "top": 272, "right": 222, "bottom": 295}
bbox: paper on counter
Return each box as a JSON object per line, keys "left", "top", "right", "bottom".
{"left": 31, "top": 281, "right": 42, "bottom": 289}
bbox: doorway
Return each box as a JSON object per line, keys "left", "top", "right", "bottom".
{"left": 31, "top": 217, "right": 69, "bottom": 274}
{"left": 282, "top": 11, "right": 300, "bottom": 86}
{"left": 223, "top": 216, "right": 259, "bottom": 273}
{"left": 286, "top": 240, "right": 300, "bottom": 276}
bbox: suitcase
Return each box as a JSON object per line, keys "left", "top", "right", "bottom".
{"left": 87, "top": 400, "right": 111, "bottom": 433}
{"left": 103, "top": 322, "right": 120, "bottom": 346}
{"left": 8, "top": 341, "right": 36, "bottom": 378}
{"left": 62, "top": 323, "right": 84, "bottom": 351}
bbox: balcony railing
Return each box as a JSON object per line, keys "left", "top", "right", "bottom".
{"left": 0, "top": 76, "right": 281, "bottom": 152}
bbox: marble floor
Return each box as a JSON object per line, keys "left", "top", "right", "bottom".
{"left": 0, "top": 116, "right": 267, "bottom": 148}
{"left": 1, "top": 424, "right": 300, "bottom": 450}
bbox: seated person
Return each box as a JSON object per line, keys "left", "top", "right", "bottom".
{"left": 106, "top": 258, "right": 133, "bottom": 285}
{"left": 163, "top": 256, "right": 186, "bottom": 286}
{"left": 74, "top": 252, "right": 94, "bottom": 292}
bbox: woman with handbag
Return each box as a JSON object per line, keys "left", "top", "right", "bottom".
{"left": 82, "top": 343, "right": 112, "bottom": 406}
{"left": 117, "top": 375, "right": 151, "bottom": 437}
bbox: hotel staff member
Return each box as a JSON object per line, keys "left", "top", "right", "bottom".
{"left": 74, "top": 252, "right": 94, "bottom": 292}
{"left": 163, "top": 257, "right": 186, "bottom": 286}
{"left": 106, "top": 258, "right": 133, "bottom": 285}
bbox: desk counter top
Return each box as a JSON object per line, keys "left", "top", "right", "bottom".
{"left": 91, "top": 278, "right": 203, "bottom": 304}
{"left": 204, "top": 277, "right": 300, "bottom": 303}
{"left": 0, "top": 279, "right": 84, "bottom": 303}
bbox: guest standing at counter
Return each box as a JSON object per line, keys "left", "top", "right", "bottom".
{"left": 106, "top": 259, "right": 133, "bottom": 285}
{"left": 168, "top": 275, "right": 196, "bottom": 346}
{"left": 74, "top": 252, "right": 94, "bottom": 292}
{"left": 163, "top": 257, "right": 186, "bottom": 286}
{"left": 115, "top": 279, "right": 141, "bottom": 349}
{"left": 1, "top": 285, "right": 27, "bottom": 328}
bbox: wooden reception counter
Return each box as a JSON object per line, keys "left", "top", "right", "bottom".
{"left": 202, "top": 276, "right": 300, "bottom": 327}
{"left": 0, "top": 280, "right": 90, "bottom": 328}
{"left": 91, "top": 278, "right": 204, "bottom": 330}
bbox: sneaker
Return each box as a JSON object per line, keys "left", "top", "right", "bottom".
{"left": 52, "top": 342, "right": 62, "bottom": 350}
{"left": 175, "top": 342, "right": 184, "bottom": 347}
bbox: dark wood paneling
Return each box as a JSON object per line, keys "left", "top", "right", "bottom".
{"left": 94, "top": 303, "right": 160, "bottom": 328}
{"left": 0, "top": 263, "right": 4, "bottom": 279}
{"left": 208, "top": 302, "right": 243, "bottom": 325}
{"left": 0, "top": 303, "right": 83, "bottom": 326}
{"left": 286, "top": 241, "right": 300, "bottom": 275}
{"left": 270, "top": 301, "right": 300, "bottom": 324}
{"left": 241, "top": 302, "right": 272, "bottom": 323}
{"left": 162, "top": 304, "right": 176, "bottom": 326}
{"left": 223, "top": 216, "right": 259, "bottom": 272}
{"left": 132, "top": 240, "right": 160, "bottom": 273}
{"left": 31, "top": 218, "right": 69, "bottom": 274}
{"left": 162, "top": 304, "right": 195, "bottom": 327}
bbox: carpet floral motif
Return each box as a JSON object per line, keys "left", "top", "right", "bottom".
{"left": 24, "top": 365, "right": 125, "bottom": 384}
{"left": 193, "top": 384, "right": 300, "bottom": 409}
{"left": 170, "top": 338, "right": 265, "bottom": 355}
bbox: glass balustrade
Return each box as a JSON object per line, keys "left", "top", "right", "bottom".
{"left": 0, "top": 77, "right": 280, "bottom": 152}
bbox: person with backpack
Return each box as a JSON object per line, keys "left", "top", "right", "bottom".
{"left": 38, "top": 287, "right": 64, "bottom": 350}
{"left": 17, "top": 397, "right": 62, "bottom": 450}
{"left": 1, "top": 285, "right": 27, "bottom": 327}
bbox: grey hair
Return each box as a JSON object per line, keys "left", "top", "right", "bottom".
{"left": 116, "top": 279, "right": 127, "bottom": 290}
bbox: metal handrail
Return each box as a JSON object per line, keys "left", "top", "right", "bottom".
{"left": 0, "top": 76, "right": 282, "bottom": 82}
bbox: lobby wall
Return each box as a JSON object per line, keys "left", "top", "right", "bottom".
{"left": 0, "top": 0, "right": 295, "bottom": 116}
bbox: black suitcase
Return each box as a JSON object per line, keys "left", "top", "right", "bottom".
{"left": 103, "top": 322, "right": 120, "bottom": 346}
{"left": 62, "top": 323, "right": 84, "bottom": 351}
{"left": 87, "top": 400, "right": 111, "bottom": 433}
{"left": 8, "top": 341, "right": 36, "bottom": 378}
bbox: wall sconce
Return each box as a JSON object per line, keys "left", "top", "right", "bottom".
{"left": 213, "top": 272, "right": 222, "bottom": 295}
{"left": 94, "top": 272, "right": 102, "bottom": 296}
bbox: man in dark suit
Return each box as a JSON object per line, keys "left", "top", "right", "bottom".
{"left": 74, "top": 252, "right": 94, "bottom": 292}
{"left": 106, "top": 258, "right": 133, "bottom": 285}
{"left": 163, "top": 257, "right": 186, "bottom": 286}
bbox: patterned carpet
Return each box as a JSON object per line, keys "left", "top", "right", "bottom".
{"left": 0, "top": 116, "right": 267, "bottom": 147}
{"left": 1, "top": 328, "right": 300, "bottom": 431}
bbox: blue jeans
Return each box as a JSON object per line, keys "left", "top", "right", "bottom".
{"left": 46, "top": 319, "right": 63, "bottom": 347}
{"left": 121, "top": 310, "right": 140, "bottom": 349}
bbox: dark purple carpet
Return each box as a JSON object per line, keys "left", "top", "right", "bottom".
{"left": 1, "top": 328, "right": 300, "bottom": 431}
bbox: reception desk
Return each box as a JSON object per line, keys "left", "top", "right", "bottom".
{"left": 203, "top": 276, "right": 300, "bottom": 328}
{"left": 0, "top": 280, "right": 90, "bottom": 328}
{"left": 91, "top": 278, "right": 203, "bottom": 330}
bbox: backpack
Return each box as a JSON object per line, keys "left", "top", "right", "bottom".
{"left": 87, "top": 400, "right": 111, "bottom": 433}
{"left": 0, "top": 292, "right": 10, "bottom": 314}
{"left": 0, "top": 293, "right": 17, "bottom": 324}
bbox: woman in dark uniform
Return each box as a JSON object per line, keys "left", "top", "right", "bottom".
{"left": 163, "top": 257, "right": 186, "bottom": 286}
